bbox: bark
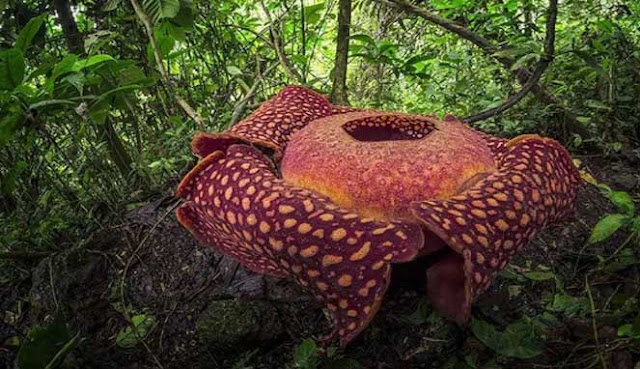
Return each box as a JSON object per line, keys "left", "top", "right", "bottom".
{"left": 98, "top": 119, "right": 135, "bottom": 179}
{"left": 330, "top": 0, "right": 352, "bottom": 105}
{"left": 52, "top": 0, "right": 84, "bottom": 54}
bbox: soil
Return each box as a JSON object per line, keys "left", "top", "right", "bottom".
{"left": 1, "top": 155, "right": 639, "bottom": 369}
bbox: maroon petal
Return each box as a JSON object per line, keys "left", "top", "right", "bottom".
{"left": 411, "top": 135, "right": 581, "bottom": 322}
{"left": 191, "top": 86, "right": 336, "bottom": 160}
{"left": 176, "top": 144, "right": 424, "bottom": 346}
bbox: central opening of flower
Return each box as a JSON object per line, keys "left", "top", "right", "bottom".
{"left": 342, "top": 115, "right": 436, "bottom": 142}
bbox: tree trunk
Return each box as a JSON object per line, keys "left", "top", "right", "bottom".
{"left": 330, "top": 0, "right": 352, "bottom": 105}
{"left": 52, "top": 2, "right": 137, "bottom": 181}
{"left": 97, "top": 119, "right": 135, "bottom": 180}
{"left": 52, "top": 0, "right": 84, "bottom": 54}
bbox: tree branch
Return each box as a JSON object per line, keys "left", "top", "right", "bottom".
{"left": 230, "top": 62, "right": 279, "bottom": 124}
{"left": 129, "top": 0, "right": 205, "bottom": 129}
{"left": 260, "top": 0, "right": 303, "bottom": 83}
{"left": 382, "top": 0, "right": 588, "bottom": 136}
{"left": 463, "top": 0, "right": 557, "bottom": 123}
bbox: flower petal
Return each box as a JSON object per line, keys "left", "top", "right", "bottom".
{"left": 411, "top": 135, "right": 581, "bottom": 322}
{"left": 176, "top": 144, "right": 424, "bottom": 346}
{"left": 191, "top": 86, "right": 337, "bottom": 160}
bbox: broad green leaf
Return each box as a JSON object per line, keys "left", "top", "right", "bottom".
{"left": 588, "top": 214, "right": 629, "bottom": 244}
{"left": 0, "top": 48, "right": 25, "bottom": 91}
{"left": 293, "top": 339, "right": 318, "bottom": 369}
{"left": 617, "top": 314, "right": 640, "bottom": 339}
{"left": 171, "top": 0, "right": 195, "bottom": 28}
{"left": 84, "top": 30, "right": 116, "bottom": 54}
{"left": 523, "top": 271, "right": 555, "bottom": 281}
{"left": 607, "top": 191, "right": 635, "bottom": 216}
{"left": 45, "top": 54, "right": 79, "bottom": 93}
{"left": 15, "top": 14, "right": 46, "bottom": 53}
{"left": 471, "top": 318, "right": 544, "bottom": 359}
{"left": 547, "top": 293, "right": 589, "bottom": 317}
{"left": 603, "top": 248, "right": 638, "bottom": 273}
{"left": 89, "top": 98, "right": 111, "bottom": 125}
{"left": 350, "top": 34, "right": 376, "bottom": 46}
{"left": 226, "top": 66, "right": 242, "bottom": 76}
{"left": 16, "top": 315, "right": 72, "bottom": 369}
{"left": 304, "top": 2, "right": 325, "bottom": 24}
{"left": 116, "top": 313, "right": 156, "bottom": 348}
{"left": 0, "top": 111, "right": 23, "bottom": 147}
{"left": 102, "top": 0, "right": 123, "bottom": 11}
{"left": 63, "top": 72, "right": 86, "bottom": 94}
{"left": 142, "top": 0, "right": 180, "bottom": 22}
{"left": 71, "top": 54, "right": 116, "bottom": 71}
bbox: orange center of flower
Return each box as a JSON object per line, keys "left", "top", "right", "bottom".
{"left": 281, "top": 112, "right": 498, "bottom": 221}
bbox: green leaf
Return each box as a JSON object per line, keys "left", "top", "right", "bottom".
{"left": 102, "top": 0, "right": 123, "bottom": 11}
{"left": 63, "top": 72, "right": 86, "bottom": 94}
{"left": 588, "top": 214, "right": 629, "bottom": 243}
{"left": 116, "top": 313, "right": 156, "bottom": 348}
{"left": 607, "top": 191, "right": 635, "bottom": 216}
{"left": 523, "top": 271, "right": 555, "bottom": 281}
{"left": 471, "top": 317, "right": 544, "bottom": 359}
{"left": 293, "top": 339, "right": 318, "bottom": 369}
{"left": 547, "top": 293, "right": 589, "bottom": 317}
{"left": 142, "top": 0, "right": 181, "bottom": 22}
{"left": 350, "top": 34, "right": 376, "bottom": 46}
{"left": 29, "top": 99, "right": 76, "bottom": 110}
{"left": 89, "top": 98, "right": 111, "bottom": 125}
{"left": 0, "top": 111, "right": 23, "bottom": 147}
{"left": 45, "top": 54, "right": 78, "bottom": 94}
{"left": 0, "top": 48, "right": 25, "bottom": 91}
{"left": 404, "top": 297, "right": 432, "bottom": 325}
{"left": 71, "top": 54, "right": 116, "bottom": 71}
{"left": 84, "top": 30, "right": 116, "bottom": 54}
{"left": 15, "top": 14, "right": 46, "bottom": 53}
{"left": 16, "top": 315, "right": 72, "bottom": 369}
{"left": 304, "top": 3, "right": 325, "bottom": 24}
{"left": 617, "top": 314, "right": 640, "bottom": 339}
{"left": 226, "top": 65, "right": 242, "bottom": 76}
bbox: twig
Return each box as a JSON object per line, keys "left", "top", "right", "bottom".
{"left": 260, "top": 0, "right": 303, "bottom": 82}
{"left": 585, "top": 275, "right": 608, "bottom": 369}
{"left": 129, "top": 0, "right": 204, "bottom": 129}
{"left": 230, "top": 62, "right": 279, "bottom": 124}
{"left": 118, "top": 201, "right": 180, "bottom": 369}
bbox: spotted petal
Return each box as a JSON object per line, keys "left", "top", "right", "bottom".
{"left": 411, "top": 135, "right": 581, "bottom": 322}
{"left": 192, "top": 86, "right": 342, "bottom": 160}
{"left": 176, "top": 144, "right": 424, "bottom": 346}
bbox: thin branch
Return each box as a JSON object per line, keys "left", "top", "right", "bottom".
{"left": 129, "top": 0, "right": 205, "bottom": 129}
{"left": 382, "top": 0, "right": 588, "bottom": 136}
{"left": 463, "top": 0, "right": 557, "bottom": 123}
{"left": 260, "top": 0, "right": 303, "bottom": 83}
{"left": 230, "top": 62, "right": 280, "bottom": 124}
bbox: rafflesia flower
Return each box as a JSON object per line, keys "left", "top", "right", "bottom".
{"left": 176, "top": 86, "right": 581, "bottom": 346}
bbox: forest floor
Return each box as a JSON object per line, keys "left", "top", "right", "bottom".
{"left": 1, "top": 154, "right": 640, "bottom": 369}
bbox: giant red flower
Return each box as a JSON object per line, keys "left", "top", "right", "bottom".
{"left": 176, "top": 86, "right": 581, "bottom": 346}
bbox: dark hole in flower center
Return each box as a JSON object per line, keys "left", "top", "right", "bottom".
{"left": 342, "top": 115, "right": 436, "bottom": 142}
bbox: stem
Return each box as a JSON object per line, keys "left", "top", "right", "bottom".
{"left": 129, "top": 0, "right": 205, "bottom": 129}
